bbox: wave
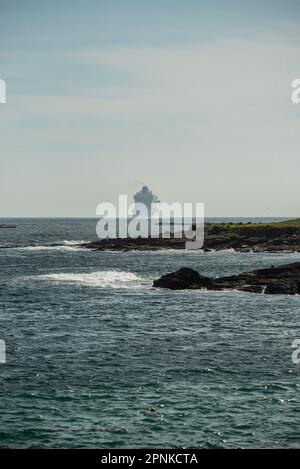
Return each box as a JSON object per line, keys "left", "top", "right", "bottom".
{"left": 0, "top": 241, "right": 87, "bottom": 251}
{"left": 12, "top": 246, "right": 83, "bottom": 252}
{"left": 36, "top": 270, "right": 146, "bottom": 288}
{"left": 62, "top": 240, "right": 87, "bottom": 246}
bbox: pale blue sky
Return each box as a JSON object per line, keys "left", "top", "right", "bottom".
{"left": 0, "top": 0, "right": 300, "bottom": 216}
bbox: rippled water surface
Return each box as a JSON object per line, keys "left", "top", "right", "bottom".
{"left": 0, "top": 218, "right": 300, "bottom": 448}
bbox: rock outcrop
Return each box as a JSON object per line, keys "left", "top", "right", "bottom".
{"left": 203, "top": 222, "right": 300, "bottom": 252}
{"left": 153, "top": 263, "right": 300, "bottom": 295}
{"left": 81, "top": 237, "right": 186, "bottom": 251}
{"left": 82, "top": 219, "right": 300, "bottom": 253}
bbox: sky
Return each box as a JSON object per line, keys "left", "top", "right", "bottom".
{"left": 0, "top": 0, "right": 300, "bottom": 217}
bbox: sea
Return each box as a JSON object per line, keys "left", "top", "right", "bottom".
{"left": 0, "top": 217, "right": 300, "bottom": 448}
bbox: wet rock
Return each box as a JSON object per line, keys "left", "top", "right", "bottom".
{"left": 153, "top": 267, "right": 213, "bottom": 290}
{"left": 153, "top": 263, "right": 300, "bottom": 295}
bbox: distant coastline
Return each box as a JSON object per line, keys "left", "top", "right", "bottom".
{"left": 82, "top": 218, "right": 300, "bottom": 253}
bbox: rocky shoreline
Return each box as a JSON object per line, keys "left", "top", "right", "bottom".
{"left": 203, "top": 219, "right": 300, "bottom": 252}
{"left": 81, "top": 237, "right": 186, "bottom": 251}
{"left": 153, "top": 263, "right": 300, "bottom": 295}
{"left": 81, "top": 219, "right": 300, "bottom": 252}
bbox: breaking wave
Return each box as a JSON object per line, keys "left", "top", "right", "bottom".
{"left": 0, "top": 241, "right": 87, "bottom": 251}
{"left": 36, "top": 270, "right": 146, "bottom": 288}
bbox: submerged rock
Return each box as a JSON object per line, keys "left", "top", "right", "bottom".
{"left": 153, "top": 262, "right": 300, "bottom": 295}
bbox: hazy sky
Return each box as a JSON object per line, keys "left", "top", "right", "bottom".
{"left": 0, "top": 0, "right": 300, "bottom": 216}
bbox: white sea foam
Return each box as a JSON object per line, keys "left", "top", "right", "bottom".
{"left": 8, "top": 241, "right": 87, "bottom": 252}
{"left": 15, "top": 246, "right": 77, "bottom": 251}
{"left": 62, "top": 240, "right": 87, "bottom": 246}
{"left": 125, "top": 248, "right": 204, "bottom": 254}
{"left": 37, "top": 270, "right": 145, "bottom": 288}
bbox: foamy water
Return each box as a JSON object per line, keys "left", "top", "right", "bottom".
{"left": 3, "top": 240, "right": 87, "bottom": 252}
{"left": 37, "top": 270, "right": 146, "bottom": 288}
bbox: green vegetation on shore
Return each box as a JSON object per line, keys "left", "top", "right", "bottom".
{"left": 205, "top": 218, "right": 300, "bottom": 234}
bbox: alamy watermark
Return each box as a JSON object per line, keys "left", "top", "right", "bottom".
{"left": 291, "top": 79, "right": 300, "bottom": 104}
{"left": 292, "top": 339, "right": 300, "bottom": 364}
{"left": 0, "top": 340, "right": 6, "bottom": 364}
{"left": 0, "top": 79, "right": 6, "bottom": 103}
{"left": 96, "top": 195, "right": 204, "bottom": 250}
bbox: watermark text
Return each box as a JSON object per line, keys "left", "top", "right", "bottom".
{"left": 292, "top": 339, "right": 300, "bottom": 364}
{"left": 0, "top": 79, "right": 6, "bottom": 103}
{"left": 96, "top": 195, "right": 204, "bottom": 250}
{"left": 0, "top": 340, "right": 6, "bottom": 364}
{"left": 291, "top": 79, "right": 300, "bottom": 104}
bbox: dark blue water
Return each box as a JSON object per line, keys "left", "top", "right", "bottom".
{"left": 0, "top": 218, "right": 300, "bottom": 448}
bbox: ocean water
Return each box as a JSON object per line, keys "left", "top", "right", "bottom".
{"left": 0, "top": 218, "right": 300, "bottom": 449}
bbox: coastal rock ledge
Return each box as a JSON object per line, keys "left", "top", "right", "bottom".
{"left": 153, "top": 263, "right": 300, "bottom": 295}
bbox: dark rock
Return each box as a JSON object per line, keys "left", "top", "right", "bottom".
{"left": 153, "top": 262, "right": 300, "bottom": 295}
{"left": 153, "top": 267, "right": 213, "bottom": 290}
{"left": 81, "top": 219, "right": 300, "bottom": 253}
{"left": 81, "top": 237, "right": 186, "bottom": 252}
